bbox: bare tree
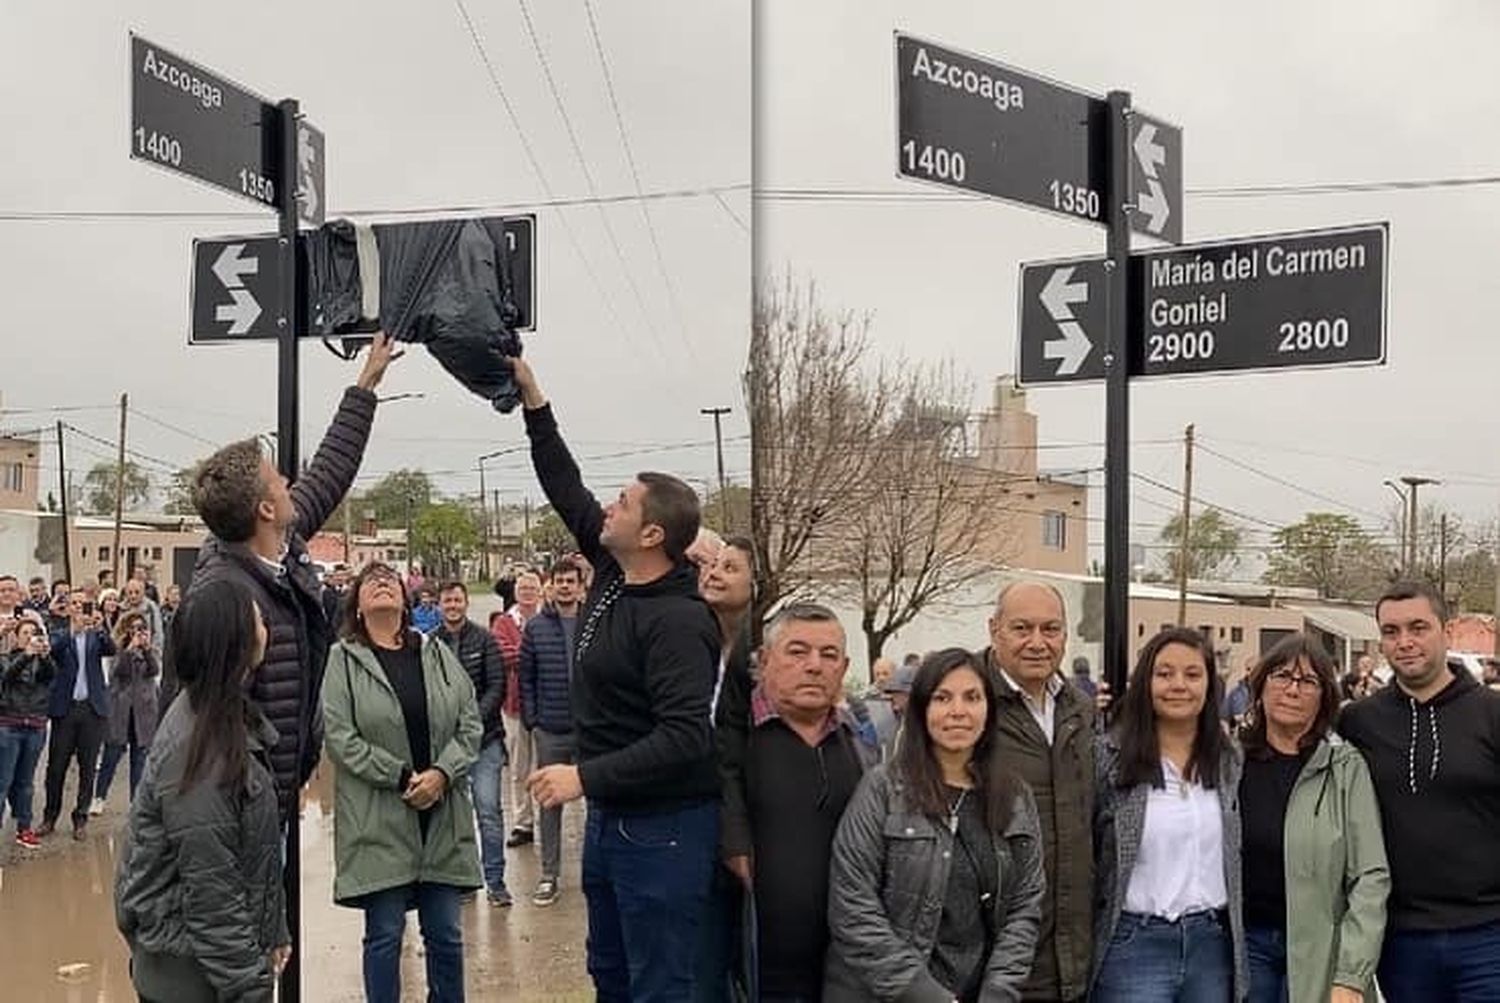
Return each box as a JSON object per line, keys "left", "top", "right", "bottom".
{"left": 748, "top": 276, "right": 898, "bottom": 628}
{"left": 842, "top": 383, "right": 1021, "bottom": 666}
{"left": 749, "top": 277, "right": 1021, "bottom": 661}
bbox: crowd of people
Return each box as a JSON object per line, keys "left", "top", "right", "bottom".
{"left": 5, "top": 339, "right": 1500, "bottom": 1003}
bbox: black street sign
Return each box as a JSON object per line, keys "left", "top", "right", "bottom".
{"left": 130, "top": 35, "right": 322, "bottom": 225}
{"left": 189, "top": 215, "right": 537, "bottom": 343}
{"left": 1017, "top": 223, "right": 1387, "bottom": 385}
{"left": 189, "top": 236, "right": 284, "bottom": 344}
{"left": 895, "top": 33, "right": 1182, "bottom": 240}
{"left": 1128, "top": 111, "right": 1182, "bottom": 244}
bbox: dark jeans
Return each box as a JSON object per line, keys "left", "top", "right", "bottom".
{"left": 693, "top": 863, "right": 742, "bottom": 1002}
{"left": 44, "top": 701, "right": 105, "bottom": 826}
{"left": 1379, "top": 918, "right": 1500, "bottom": 1001}
{"left": 583, "top": 800, "right": 719, "bottom": 1002}
{"left": 97, "top": 715, "right": 148, "bottom": 802}
{"left": 1093, "top": 910, "right": 1234, "bottom": 1002}
{"left": 0, "top": 723, "right": 47, "bottom": 829}
{"left": 1245, "top": 925, "right": 1289, "bottom": 1003}
{"left": 361, "top": 882, "right": 465, "bottom": 1003}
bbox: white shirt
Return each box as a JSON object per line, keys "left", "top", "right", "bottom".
{"left": 1123, "top": 758, "right": 1227, "bottom": 920}
{"left": 997, "top": 668, "right": 1064, "bottom": 743}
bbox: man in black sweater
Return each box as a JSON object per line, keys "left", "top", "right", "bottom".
{"left": 1339, "top": 579, "right": 1500, "bottom": 999}
{"left": 510, "top": 357, "right": 721, "bottom": 1002}
{"left": 719, "top": 602, "right": 872, "bottom": 1001}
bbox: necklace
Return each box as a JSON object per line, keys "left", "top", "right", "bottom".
{"left": 946, "top": 787, "right": 968, "bottom": 833}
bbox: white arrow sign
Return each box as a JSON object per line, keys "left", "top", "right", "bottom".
{"left": 215, "top": 286, "right": 262, "bottom": 335}
{"left": 1137, "top": 177, "right": 1171, "bottom": 236}
{"left": 212, "top": 243, "right": 258, "bottom": 289}
{"left": 1039, "top": 266, "right": 1093, "bottom": 375}
{"left": 1133, "top": 122, "right": 1166, "bottom": 179}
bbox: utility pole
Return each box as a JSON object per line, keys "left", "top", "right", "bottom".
{"left": 111, "top": 393, "right": 128, "bottom": 585}
{"left": 342, "top": 497, "right": 352, "bottom": 565}
{"left": 477, "top": 459, "right": 489, "bottom": 580}
{"left": 405, "top": 492, "right": 415, "bottom": 577}
{"left": 1401, "top": 475, "right": 1439, "bottom": 579}
{"left": 523, "top": 495, "right": 532, "bottom": 558}
{"left": 701, "top": 406, "right": 731, "bottom": 531}
{"left": 55, "top": 421, "right": 72, "bottom": 584}
{"left": 1439, "top": 513, "right": 1450, "bottom": 602}
{"left": 1176, "top": 423, "right": 1195, "bottom": 627}
{"left": 492, "top": 490, "right": 502, "bottom": 565}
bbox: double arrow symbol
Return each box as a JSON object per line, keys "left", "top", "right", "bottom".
{"left": 213, "top": 244, "right": 262, "bottom": 335}
{"left": 1040, "top": 266, "right": 1091, "bottom": 376}
{"left": 1133, "top": 122, "right": 1170, "bottom": 236}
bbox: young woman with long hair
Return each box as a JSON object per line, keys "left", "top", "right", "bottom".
{"left": 824, "top": 647, "right": 1045, "bottom": 1002}
{"left": 1237, "top": 633, "right": 1387, "bottom": 1003}
{"left": 1092, "top": 627, "right": 1245, "bottom": 1002}
{"left": 115, "top": 579, "right": 290, "bottom": 1003}
{"left": 322, "top": 562, "right": 482, "bottom": 1003}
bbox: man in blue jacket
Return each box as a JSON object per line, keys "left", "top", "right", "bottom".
{"left": 40, "top": 592, "right": 115, "bottom": 840}
{"left": 520, "top": 556, "right": 585, "bottom": 907}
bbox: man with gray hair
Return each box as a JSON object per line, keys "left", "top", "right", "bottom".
{"left": 719, "top": 602, "right": 875, "bottom": 1000}
{"left": 979, "top": 579, "right": 1096, "bottom": 1002}
{"left": 186, "top": 332, "right": 399, "bottom": 821}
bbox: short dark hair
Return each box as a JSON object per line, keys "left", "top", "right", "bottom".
{"left": 97, "top": 569, "right": 114, "bottom": 584}
{"left": 636, "top": 471, "right": 701, "bottom": 563}
{"left": 1240, "top": 633, "right": 1341, "bottom": 758}
{"left": 192, "top": 438, "right": 266, "bottom": 543}
{"left": 1376, "top": 579, "right": 1449, "bottom": 624}
{"left": 549, "top": 557, "right": 582, "bottom": 582}
{"left": 340, "top": 563, "right": 413, "bottom": 648}
{"left": 0, "top": 574, "right": 16, "bottom": 586}
{"left": 28, "top": 576, "right": 44, "bottom": 587}
{"left": 439, "top": 581, "right": 467, "bottom": 597}
{"left": 1113, "top": 627, "right": 1227, "bottom": 790}
{"left": 52, "top": 578, "right": 69, "bottom": 593}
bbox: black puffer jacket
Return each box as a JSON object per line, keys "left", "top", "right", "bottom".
{"left": 0, "top": 648, "right": 56, "bottom": 719}
{"left": 115, "top": 694, "right": 287, "bottom": 1003}
{"left": 187, "top": 386, "right": 376, "bottom": 818}
{"left": 434, "top": 618, "right": 507, "bottom": 747}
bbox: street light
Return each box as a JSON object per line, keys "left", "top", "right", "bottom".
{"left": 476, "top": 445, "right": 526, "bottom": 579}
{"left": 1383, "top": 480, "right": 1409, "bottom": 576}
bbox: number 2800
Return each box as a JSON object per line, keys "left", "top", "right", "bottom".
{"left": 1278, "top": 318, "right": 1349, "bottom": 353}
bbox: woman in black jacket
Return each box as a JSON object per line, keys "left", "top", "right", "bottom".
{"left": 116, "top": 580, "right": 290, "bottom": 1003}
{"left": 0, "top": 613, "right": 57, "bottom": 848}
{"left": 825, "top": 648, "right": 1045, "bottom": 1002}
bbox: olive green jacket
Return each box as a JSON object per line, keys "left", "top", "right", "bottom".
{"left": 1279, "top": 737, "right": 1389, "bottom": 1003}
{"left": 322, "top": 635, "right": 483, "bottom": 905}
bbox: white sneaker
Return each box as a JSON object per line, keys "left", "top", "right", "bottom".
{"left": 88, "top": 797, "right": 106, "bottom": 816}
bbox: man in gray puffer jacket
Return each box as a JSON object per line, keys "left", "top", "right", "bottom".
{"left": 116, "top": 697, "right": 287, "bottom": 1002}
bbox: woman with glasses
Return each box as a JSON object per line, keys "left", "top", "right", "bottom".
{"left": 1093, "top": 627, "right": 1244, "bottom": 1002}
{"left": 1238, "top": 634, "right": 1388, "bottom": 1003}
{"left": 824, "top": 648, "right": 1044, "bottom": 1002}
{"left": 322, "top": 562, "right": 482, "bottom": 1003}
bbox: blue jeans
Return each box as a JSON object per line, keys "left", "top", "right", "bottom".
{"left": 583, "top": 800, "right": 719, "bottom": 1002}
{"left": 1246, "top": 925, "right": 1289, "bottom": 1003}
{"left": 96, "top": 716, "right": 147, "bottom": 802}
{"left": 361, "top": 882, "right": 465, "bottom": 1003}
{"left": 469, "top": 738, "right": 507, "bottom": 896}
{"left": 0, "top": 724, "right": 47, "bottom": 829}
{"left": 1093, "top": 910, "right": 1234, "bottom": 1002}
{"left": 1379, "top": 918, "right": 1500, "bottom": 1001}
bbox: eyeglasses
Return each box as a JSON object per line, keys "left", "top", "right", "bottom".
{"left": 1266, "top": 670, "right": 1322, "bottom": 693}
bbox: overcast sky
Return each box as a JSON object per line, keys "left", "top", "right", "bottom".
{"left": 756, "top": 0, "right": 1500, "bottom": 573}
{"left": 0, "top": 0, "right": 749, "bottom": 511}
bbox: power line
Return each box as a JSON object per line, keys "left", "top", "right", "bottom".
{"left": 712, "top": 190, "right": 750, "bottom": 234}
{"left": 452, "top": 0, "right": 640, "bottom": 351}
{"left": 582, "top": 0, "right": 693, "bottom": 356}
{"left": 514, "top": 0, "right": 675, "bottom": 362}
{"left": 0, "top": 184, "right": 750, "bottom": 223}
{"left": 1194, "top": 442, "right": 1389, "bottom": 523}
{"left": 128, "top": 407, "right": 221, "bottom": 449}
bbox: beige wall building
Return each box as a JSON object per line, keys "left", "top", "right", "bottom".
{"left": 0, "top": 434, "right": 41, "bottom": 512}
{"left": 70, "top": 515, "right": 207, "bottom": 590}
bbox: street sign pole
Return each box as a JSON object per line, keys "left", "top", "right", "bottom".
{"left": 275, "top": 96, "right": 303, "bottom": 1003}
{"left": 1104, "top": 91, "right": 1132, "bottom": 705}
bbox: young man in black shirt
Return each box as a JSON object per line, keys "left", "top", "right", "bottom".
{"left": 508, "top": 357, "right": 721, "bottom": 1002}
{"left": 1340, "top": 579, "right": 1500, "bottom": 999}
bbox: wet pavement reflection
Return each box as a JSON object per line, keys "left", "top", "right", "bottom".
{"left": 0, "top": 758, "right": 592, "bottom": 1001}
